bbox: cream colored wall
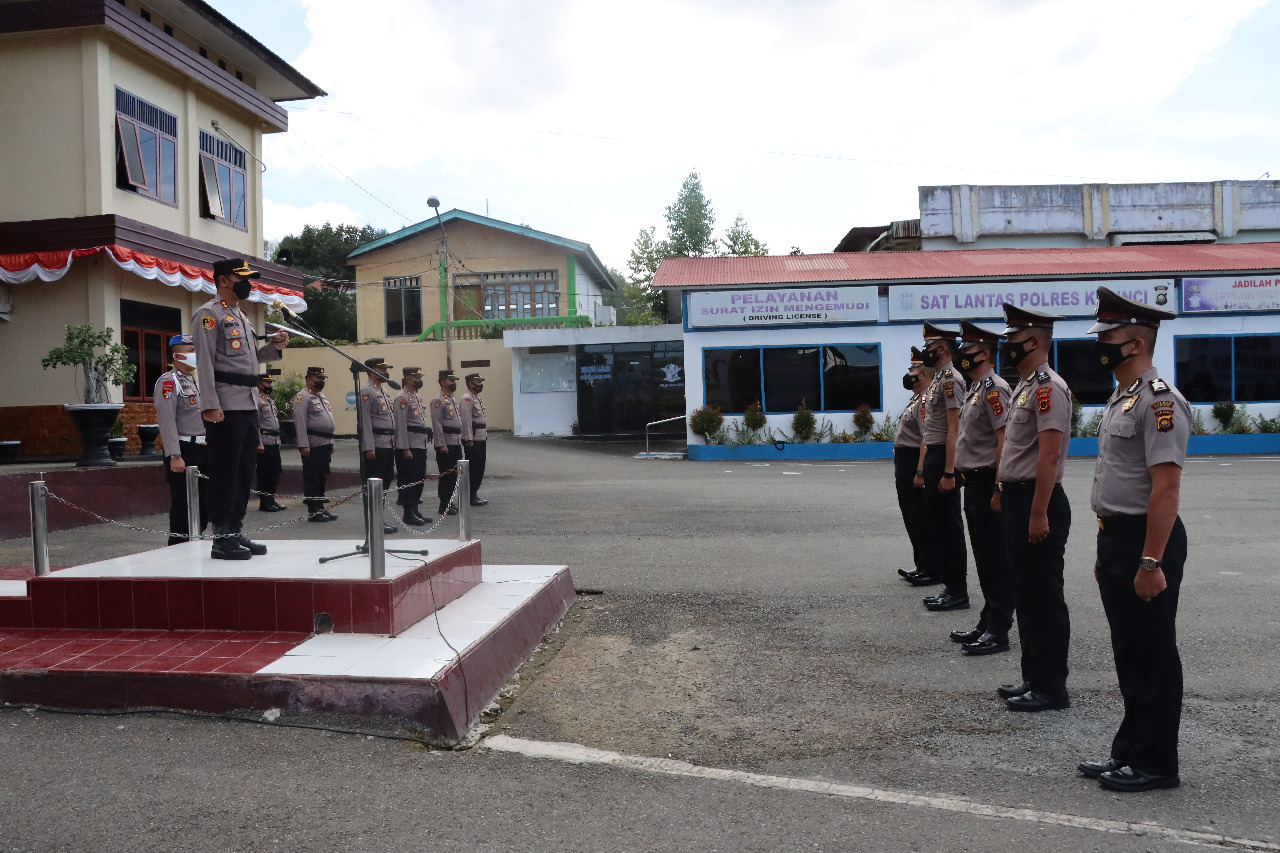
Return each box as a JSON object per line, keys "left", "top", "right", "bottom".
{"left": 0, "top": 33, "right": 88, "bottom": 221}
{"left": 0, "top": 265, "right": 93, "bottom": 407}
{"left": 274, "top": 339, "right": 514, "bottom": 434}
{"left": 352, "top": 221, "right": 572, "bottom": 342}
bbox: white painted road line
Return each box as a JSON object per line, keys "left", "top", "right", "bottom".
{"left": 484, "top": 735, "right": 1278, "bottom": 852}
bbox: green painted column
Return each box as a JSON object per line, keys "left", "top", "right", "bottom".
{"left": 566, "top": 255, "right": 577, "bottom": 316}
{"left": 438, "top": 255, "right": 448, "bottom": 325}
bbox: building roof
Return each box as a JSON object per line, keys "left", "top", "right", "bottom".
{"left": 652, "top": 241, "right": 1280, "bottom": 289}
{"left": 347, "top": 209, "right": 617, "bottom": 290}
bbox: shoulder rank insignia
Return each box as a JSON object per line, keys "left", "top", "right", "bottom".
{"left": 1035, "top": 369, "right": 1050, "bottom": 383}
{"left": 1151, "top": 378, "right": 1170, "bottom": 394}
{"left": 985, "top": 389, "right": 1003, "bottom": 415}
{"left": 1125, "top": 378, "right": 1142, "bottom": 394}
{"left": 1035, "top": 385, "right": 1053, "bottom": 413}
{"left": 1152, "top": 399, "right": 1175, "bottom": 431}
{"left": 983, "top": 376, "right": 995, "bottom": 389}
{"left": 295, "top": 394, "right": 304, "bottom": 402}
{"left": 201, "top": 316, "right": 215, "bottom": 332}
{"left": 1122, "top": 394, "right": 1140, "bottom": 413}
{"left": 944, "top": 381, "right": 955, "bottom": 398}
{"left": 942, "top": 368, "right": 953, "bottom": 377}
{"left": 219, "top": 299, "right": 229, "bottom": 309}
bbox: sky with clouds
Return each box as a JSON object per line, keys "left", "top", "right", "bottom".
{"left": 215, "top": 0, "right": 1280, "bottom": 271}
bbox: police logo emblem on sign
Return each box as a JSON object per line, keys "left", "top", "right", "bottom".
{"left": 1035, "top": 386, "right": 1053, "bottom": 414}
{"left": 985, "top": 389, "right": 1003, "bottom": 416}
{"left": 202, "top": 316, "right": 215, "bottom": 332}
{"left": 1152, "top": 400, "right": 1175, "bottom": 432}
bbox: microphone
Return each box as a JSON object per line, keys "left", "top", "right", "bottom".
{"left": 386, "top": 379, "right": 402, "bottom": 390}
{"left": 271, "top": 299, "right": 302, "bottom": 324}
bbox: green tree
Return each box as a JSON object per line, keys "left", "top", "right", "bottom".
{"left": 627, "top": 226, "right": 663, "bottom": 287}
{"left": 663, "top": 171, "right": 717, "bottom": 258}
{"left": 273, "top": 222, "right": 387, "bottom": 342}
{"left": 720, "top": 215, "right": 768, "bottom": 256}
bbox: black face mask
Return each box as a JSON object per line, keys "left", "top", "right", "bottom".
{"left": 921, "top": 348, "right": 941, "bottom": 368}
{"left": 446, "top": 382, "right": 457, "bottom": 393}
{"left": 260, "top": 384, "right": 273, "bottom": 395}
{"left": 312, "top": 380, "right": 325, "bottom": 392}
{"left": 1090, "top": 339, "right": 1137, "bottom": 373}
{"left": 231, "top": 279, "right": 253, "bottom": 299}
{"left": 1000, "top": 339, "right": 1031, "bottom": 365}
{"left": 957, "top": 351, "right": 986, "bottom": 372}
{"left": 902, "top": 372, "right": 916, "bottom": 391}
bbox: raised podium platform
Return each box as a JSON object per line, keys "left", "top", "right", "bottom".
{"left": 0, "top": 540, "right": 574, "bottom": 743}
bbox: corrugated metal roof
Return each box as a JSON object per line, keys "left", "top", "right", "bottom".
{"left": 651, "top": 242, "right": 1280, "bottom": 288}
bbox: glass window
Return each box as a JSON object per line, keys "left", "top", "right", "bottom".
{"left": 384, "top": 276, "right": 422, "bottom": 337}
{"left": 821, "top": 344, "right": 881, "bottom": 411}
{"left": 138, "top": 126, "right": 158, "bottom": 192}
{"left": 198, "top": 129, "right": 247, "bottom": 230}
{"left": 232, "top": 170, "right": 246, "bottom": 228}
{"left": 1054, "top": 340, "right": 1113, "bottom": 404}
{"left": 704, "top": 348, "right": 761, "bottom": 413}
{"left": 120, "top": 299, "right": 182, "bottom": 401}
{"left": 159, "top": 136, "right": 176, "bottom": 204}
{"left": 461, "top": 270, "right": 560, "bottom": 320}
{"left": 1175, "top": 337, "right": 1232, "bottom": 403}
{"left": 114, "top": 89, "right": 177, "bottom": 206}
{"left": 1234, "top": 335, "right": 1280, "bottom": 402}
{"left": 763, "top": 347, "right": 821, "bottom": 413}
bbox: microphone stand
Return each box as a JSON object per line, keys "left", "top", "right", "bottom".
{"left": 270, "top": 305, "right": 429, "bottom": 564}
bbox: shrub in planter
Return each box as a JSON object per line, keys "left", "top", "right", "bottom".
{"left": 1256, "top": 413, "right": 1280, "bottom": 433}
{"left": 852, "top": 403, "right": 875, "bottom": 438}
{"left": 1191, "top": 410, "right": 1209, "bottom": 436}
{"left": 832, "top": 430, "right": 857, "bottom": 443}
{"left": 870, "top": 413, "right": 896, "bottom": 442}
{"left": 1227, "top": 403, "right": 1253, "bottom": 434}
{"left": 689, "top": 405, "right": 725, "bottom": 439}
{"left": 791, "top": 400, "right": 816, "bottom": 442}
{"left": 743, "top": 401, "right": 767, "bottom": 431}
{"left": 1211, "top": 400, "right": 1235, "bottom": 433}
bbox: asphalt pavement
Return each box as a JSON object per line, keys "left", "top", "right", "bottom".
{"left": 1, "top": 436, "right": 1277, "bottom": 852}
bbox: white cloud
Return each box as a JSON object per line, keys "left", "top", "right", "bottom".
{"left": 262, "top": 198, "right": 363, "bottom": 242}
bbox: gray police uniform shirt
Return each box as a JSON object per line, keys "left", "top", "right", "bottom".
{"left": 359, "top": 382, "right": 397, "bottom": 450}
{"left": 394, "top": 389, "right": 432, "bottom": 450}
{"left": 893, "top": 393, "right": 924, "bottom": 450}
{"left": 999, "top": 366, "right": 1072, "bottom": 483}
{"left": 293, "top": 389, "right": 335, "bottom": 448}
{"left": 1091, "top": 367, "right": 1191, "bottom": 517}
{"left": 461, "top": 392, "right": 487, "bottom": 442}
{"left": 154, "top": 368, "right": 203, "bottom": 455}
{"left": 955, "top": 371, "right": 1011, "bottom": 470}
{"left": 430, "top": 392, "right": 464, "bottom": 447}
{"left": 256, "top": 391, "right": 280, "bottom": 446}
{"left": 922, "top": 366, "right": 967, "bottom": 445}
{"left": 191, "top": 297, "right": 281, "bottom": 411}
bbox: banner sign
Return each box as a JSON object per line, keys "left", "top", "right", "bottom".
{"left": 687, "top": 286, "right": 878, "bottom": 328}
{"left": 1181, "top": 276, "right": 1280, "bottom": 313}
{"left": 887, "top": 279, "right": 1174, "bottom": 321}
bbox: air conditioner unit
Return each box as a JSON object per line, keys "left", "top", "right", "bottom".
{"left": 594, "top": 305, "right": 617, "bottom": 326}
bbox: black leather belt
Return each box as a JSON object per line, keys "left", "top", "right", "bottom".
{"left": 472, "top": 422, "right": 486, "bottom": 429}
{"left": 260, "top": 429, "right": 280, "bottom": 437}
{"left": 408, "top": 426, "right": 431, "bottom": 434}
{"left": 372, "top": 428, "right": 395, "bottom": 435}
{"left": 1097, "top": 514, "right": 1146, "bottom": 531}
{"left": 442, "top": 426, "right": 461, "bottom": 434}
{"left": 309, "top": 429, "right": 334, "bottom": 438}
{"left": 214, "top": 371, "right": 258, "bottom": 387}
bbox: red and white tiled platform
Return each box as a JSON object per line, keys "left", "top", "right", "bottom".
{"left": 0, "top": 542, "right": 574, "bottom": 743}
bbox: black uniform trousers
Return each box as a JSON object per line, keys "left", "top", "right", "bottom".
{"left": 468, "top": 439, "right": 487, "bottom": 496}
{"left": 922, "top": 444, "right": 967, "bottom": 596}
{"left": 361, "top": 446, "right": 396, "bottom": 525}
{"left": 255, "top": 444, "right": 282, "bottom": 507}
{"left": 435, "top": 444, "right": 463, "bottom": 511}
{"left": 205, "top": 409, "right": 259, "bottom": 528}
{"left": 961, "top": 467, "right": 1015, "bottom": 635}
{"left": 1002, "top": 481, "right": 1072, "bottom": 694}
{"left": 893, "top": 447, "right": 930, "bottom": 575}
{"left": 301, "top": 444, "right": 332, "bottom": 514}
{"left": 395, "top": 447, "right": 428, "bottom": 508}
{"left": 1096, "top": 514, "right": 1187, "bottom": 777}
{"left": 165, "top": 440, "right": 208, "bottom": 546}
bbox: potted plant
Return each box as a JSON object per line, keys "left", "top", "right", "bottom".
{"left": 41, "top": 323, "right": 136, "bottom": 467}
{"left": 107, "top": 417, "right": 128, "bottom": 459}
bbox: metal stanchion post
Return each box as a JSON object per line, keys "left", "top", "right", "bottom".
{"left": 367, "top": 478, "right": 386, "bottom": 579}
{"left": 29, "top": 480, "right": 50, "bottom": 577}
{"left": 457, "top": 458, "right": 471, "bottom": 542}
{"left": 185, "top": 465, "right": 201, "bottom": 542}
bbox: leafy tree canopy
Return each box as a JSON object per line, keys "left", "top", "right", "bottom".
{"left": 663, "top": 171, "right": 717, "bottom": 259}
{"left": 270, "top": 222, "right": 387, "bottom": 343}
{"left": 720, "top": 215, "right": 768, "bottom": 257}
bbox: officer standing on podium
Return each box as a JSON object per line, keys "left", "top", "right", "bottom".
{"left": 431, "top": 369, "right": 463, "bottom": 517}
{"left": 394, "top": 366, "right": 433, "bottom": 526}
{"left": 894, "top": 347, "right": 934, "bottom": 585}
{"left": 154, "top": 334, "right": 207, "bottom": 546}
{"left": 460, "top": 372, "right": 489, "bottom": 507}
{"left": 358, "top": 356, "right": 398, "bottom": 535}
{"left": 1078, "top": 287, "right": 1189, "bottom": 793}
{"left": 191, "top": 258, "right": 287, "bottom": 560}
{"left": 254, "top": 367, "right": 287, "bottom": 512}
{"left": 294, "top": 366, "right": 337, "bottom": 522}
{"left": 995, "top": 303, "right": 1073, "bottom": 712}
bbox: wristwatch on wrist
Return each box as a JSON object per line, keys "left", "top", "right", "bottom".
{"left": 1139, "top": 557, "right": 1163, "bottom": 572}
{"left": 915, "top": 469, "right": 923, "bottom": 476}
{"left": 941, "top": 472, "right": 955, "bottom": 480}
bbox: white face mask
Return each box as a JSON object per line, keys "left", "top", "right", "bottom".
{"left": 173, "top": 352, "right": 197, "bottom": 368}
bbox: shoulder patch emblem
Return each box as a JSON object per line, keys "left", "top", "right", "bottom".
{"left": 1152, "top": 399, "right": 1175, "bottom": 431}
{"left": 161, "top": 379, "right": 175, "bottom": 399}
{"left": 985, "top": 389, "right": 1003, "bottom": 415}
{"left": 1125, "top": 378, "right": 1142, "bottom": 394}
{"left": 943, "top": 381, "right": 955, "bottom": 398}
{"left": 361, "top": 393, "right": 370, "bottom": 402}
{"left": 398, "top": 398, "right": 406, "bottom": 408}
{"left": 229, "top": 339, "right": 242, "bottom": 350}
{"left": 295, "top": 394, "right": 304, "bottom": 402}
{"left": 201, "top": 316, "right": 215, "bottom": 332}
{"left": 1035, "top": 385, "right": 1053, "bottom": 413}
{"left": 1151, "top": 378, "right": 1170, "bottom": 394}
{"left": 433, "top": 400, "right": 441, "bottom": 408}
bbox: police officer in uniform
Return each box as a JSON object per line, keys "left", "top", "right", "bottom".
{"left": 430, "top": 369, "right": 464, "bottom": 517}
{"left": 394, "top": 366, "right": 433, "bottom": 526}
{"left": 1078, "top": 287, "right": 1189, "bottom": 792}
{"left": 294, "top": 366, "right": 337, "bottom": 522}
{"left": 894, "top": 347, "right": 935, "bottom": 585}
{"left": 254, "top": 367, "right": 287, "bottom": 512}
{"left": 154, "top": 334, "right": 207, "bottom": 546}
{"left": 191, "top": 258, "right": 287, "bottom": 560}
{"left": 460, "top": 372, "right": 489, "bottom": 507}
{"left": 358, "top": 356, "right": 398, "bottom": 535}
{"left": 995, "top": 303, "right": 1073, "bottom": 711}
{"left": 950, "top": 320, "right": 1014, "bottom": 655}
{"left": 916, "top": 322, "right": 969, "bottom": 608}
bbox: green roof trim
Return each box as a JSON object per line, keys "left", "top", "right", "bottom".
{"left": 347, "top": 208, "right": 617, "bottom": 291}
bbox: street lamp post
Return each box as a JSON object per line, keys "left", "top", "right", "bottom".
{"left": 427, "top": 195, "right": 451, "bottom": 370}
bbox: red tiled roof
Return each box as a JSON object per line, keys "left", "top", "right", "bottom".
{"left": 651, "top": 242, "right": 1280, "bottom": 288}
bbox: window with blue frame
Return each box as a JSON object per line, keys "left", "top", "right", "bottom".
{"left": 703, "top": 344, "right": 882, "bottom": 413}
{"left": 1176, "top": 335, "right": 1280, "bottom": 402}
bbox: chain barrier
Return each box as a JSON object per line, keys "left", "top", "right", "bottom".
{"left": 387, "top": 472, "right": 463, "bottom": 542}
{"left": 195, "top": 469, "right": 457, "bottom": 502}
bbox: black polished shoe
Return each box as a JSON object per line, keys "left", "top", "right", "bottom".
{"left": 962, "top": 632, "right": 1010, "bottom": 655}
{"left": 383, "top": 523, "right": 398, "bottom": 535}
{"left": 469, "top": 497, "right": 487, "bottom": 506}
{"left": 234, "top": 533, "right": 267, "bottom": 556}
{"left": 410, "top": 509, "right": 433, "bottom": 524}
{"left": 907, "top": 573, "right": 943, "bottom": 587}
{"left": 403, "top": 511, "right": 426, "bottom": 526}
{"left": 1077, "top": 758, "right": 1124, "bottom": 779}
{"left": 996, "top": 681, "right": 1031, "bottom": 699}
{"left": 271, "top": 501, "right": 289, "bottom": 511}
{"left": 1098, "top": 766, "right": 1180, "bottom": 792}
{"left": 322, "top": 510, "right": 338, "bottom": 521}
{"left": 308, "top": 513, "right": 334, "bottom": 523}
{"left": 949, "top": 627, "right": 984, "bottom": 644}
{"left": 898, "top": 567, "right": 920, "bottom": 579}
{"left": 211, "top": 526, "right": 251, "bottom": 561}
{"left": 925, "top": 592, "right": 970, "bottom": 612}
{"left": 443, "top": 504, "right": 458, "bottom": 516}
{"left": 1006, "top": 690, "right": 1070, "bottom": 712}
{"left": 259, "top": 503, "right": 280, "bottom": 513}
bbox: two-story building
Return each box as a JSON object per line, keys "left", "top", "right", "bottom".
{"left": 0, "top": 0, "right": 323, "bottom": 455}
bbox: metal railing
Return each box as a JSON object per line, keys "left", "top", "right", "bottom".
{"left": 644, "top": 416, "right": 685, "bottom": 455}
